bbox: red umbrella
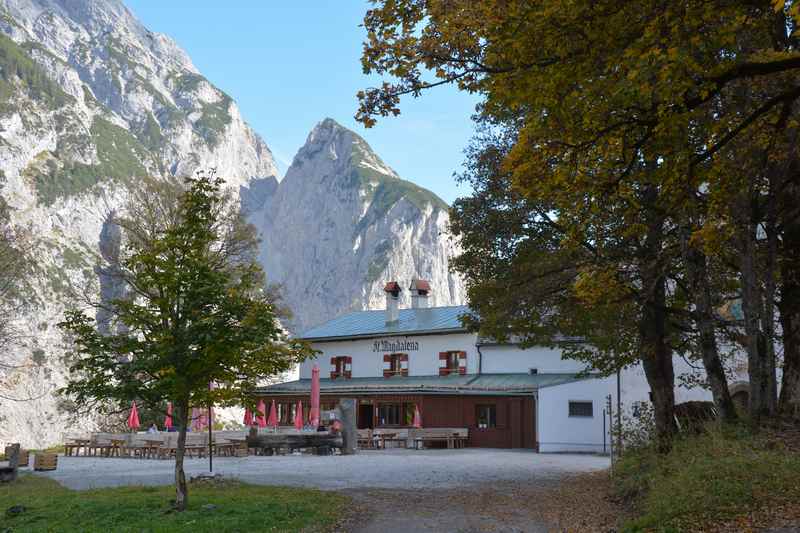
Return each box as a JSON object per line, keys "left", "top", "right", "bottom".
{"left": 293, "top": 400, "right": 304, "bottom": 430}
{"left": 310, "top": 364, "right": 320, "bottom": 428}
{"left": 243, "top": 407, "right": 253, "bottom": 426}
{"left": 256, "top": 399, "right": 267, "bottom": 428}
{"left": 127, "top": 401, "right": 140, "bottom": 431}
{"left": 267, "top": 399, "right": 279, "bottom": 428}
{"left": 164, "top": 402, "right": 173, "bottom": 430}
{"left": 412, "top": 404, "right": 423, "bottom": 428}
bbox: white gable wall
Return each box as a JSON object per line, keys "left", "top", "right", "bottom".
{"left": 479, "top": 344, "right": 590, "bottom": 374}
{"left": 537, "top": 376, "right": 617, "bottom": 453}
{"left": 300, "top": 332, "right": 480, "bottom": 378}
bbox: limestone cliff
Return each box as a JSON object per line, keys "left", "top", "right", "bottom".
{"left": 246, "top": 118, "right": 464, "bottom": 333}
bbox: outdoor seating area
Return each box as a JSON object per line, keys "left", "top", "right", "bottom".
{"left": 64, "top": 431, "right": 248, "bottom": 460}
{"left": 356, "top": 428, "right": 469, "bottom": 449}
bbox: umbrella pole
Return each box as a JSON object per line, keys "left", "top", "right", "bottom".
{"left": 208, "top": 404, "right": 213, "bottom": 473}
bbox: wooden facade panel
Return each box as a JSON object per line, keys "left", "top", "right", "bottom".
{"left": 255, "top": 393, "right": 537, "bottom": 449}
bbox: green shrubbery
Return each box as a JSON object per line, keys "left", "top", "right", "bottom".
{"left": 0, "top": 33, "right": 72, "bottom": 112}
{"left": 32, "top": 117, "right": 149, "bottom": 206}
{"left": 616, "top": 424, "right": 800, "bottom": 532}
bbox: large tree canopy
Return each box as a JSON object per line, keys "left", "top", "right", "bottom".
{"left": 358, "top": 0, "right": 800, "bottom": 442}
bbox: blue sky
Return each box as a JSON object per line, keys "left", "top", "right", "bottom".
{"left": 124, "top": 1, "right": 480, "bottom": 204}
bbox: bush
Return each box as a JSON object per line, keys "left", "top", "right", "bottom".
{"left": 615, "top": 423, "right": 800, "bottom": 531}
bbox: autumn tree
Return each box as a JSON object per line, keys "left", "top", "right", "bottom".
{"left": 60, "top": 172, "right": 313, "bottom": 510}
{"left": 358, "top": 0, "right": 800, "bottom": 432}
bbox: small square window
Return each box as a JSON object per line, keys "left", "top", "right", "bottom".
{"left": 569, "top": 401, "right": 593, "bottom": 418}
{"left": 475, "top": 404, "right": 496, "bottom": 428}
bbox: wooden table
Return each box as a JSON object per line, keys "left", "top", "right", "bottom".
{"left": 108, "top": 439, "right": 126, "bottom": 458}
{"left": 142, "top": 439, "right": 165, "bottom": 460}
{"left": 221, "top": 438, "right": 248, "bottom": 457}
{"left": 65, "top": 439, "right": 90, "bottom": 457}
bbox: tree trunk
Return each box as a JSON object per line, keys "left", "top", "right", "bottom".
{"left": 682, "top": 237, "right": 737, "bottom": 421}
{"left": 763, "top": 180, "right": 779, "bottom": 415}
{"left": 739, "top": 194, "right": 770, "bottom": 421}
{"left": 639, "top": 186, "right": 676, "bottom": 451}
{"left": 778, "top": 172, "right": 800, "bottom": 418}
{"left": 174, "top": 400, "right": 190, "bottom": 511}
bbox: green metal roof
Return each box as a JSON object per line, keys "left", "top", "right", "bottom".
{"left": 298, "top": 305, "right": 472, "bottom": 341}
{"left": 254, "top": 373, "right": 592, "bottom": 396}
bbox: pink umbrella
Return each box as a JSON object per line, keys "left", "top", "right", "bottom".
{"left": 127, "top": 401, "right": 140, "bottom": 431}
{"left": 267, "top": 399, "right": 278, "bottom": 428}
{"left": 256, "top": 399, "right": 267, "bottom": 428}
{"left": 243, "top": 407, "right": 253, "bottom": 426}
{"left": 412, "top": 404, "right": 423, "bottom": 428}
{"left": 310, "top": 364, "right": 320, "bottom": 428}
{"left": 164, "top": 402, "right": 173, "bottom": 430}
{"left": 293, "top": 400, "right": 304, "bottom": 430}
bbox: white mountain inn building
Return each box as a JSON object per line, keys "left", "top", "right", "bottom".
{"left": 256, "top": 280, "right": 751, "bottom": 452}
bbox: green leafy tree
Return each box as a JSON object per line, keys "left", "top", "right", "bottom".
{"left": 60, "top": 172, "right": 313, "bottom": 510}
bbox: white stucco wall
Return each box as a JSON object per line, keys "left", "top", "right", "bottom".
{"left": 300, "top": 332, "right": 481, "bottom": 378}
{"left": 537, "top": 376, "right": 617, "bottom": 453}
{"left": 479, "top": 344, "right": 589, "bottom": 374}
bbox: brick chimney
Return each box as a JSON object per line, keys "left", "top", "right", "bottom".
{"left": 384, "top": 281, "right": 401, "bottom": 323}
{"left": 409, "top": 279, "right": 431, "bottom": 309}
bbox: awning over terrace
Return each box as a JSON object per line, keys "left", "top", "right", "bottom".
{"left": 254, "top": 372, "right": 596, "bottom": 397}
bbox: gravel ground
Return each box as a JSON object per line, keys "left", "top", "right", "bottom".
{"left": 33, "top": 449, "right": 609, "bottom": 492}
{"left": 32, "top": 450, "right": 610, "bottom": 532}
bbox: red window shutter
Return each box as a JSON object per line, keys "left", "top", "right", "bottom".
{"left": 401, "top": 353, "right": 409, "bottom": 362}
{"left": 439, "top": 368, "right": 449, "bottom": 376}
{"left": 401, "top": 368, "right": 409, "bottom": 377}
{"left": 345, "top": 356, "right": 352, "bottom": 364}
{"left": 439, "top": 352, "right": 449, "bottom": 360}
{"left": 383, "top": 354, "right": 391, "bottom": 363}
{"left": 330, "top": 357, "right": 336, "bottom": 365}
{"left": 383, "top": 369, "right": 393, "bottom": 378}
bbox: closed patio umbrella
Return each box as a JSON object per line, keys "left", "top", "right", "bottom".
{"left": 267, "top": 399, "right": 278, "bottom": 429}
{"left": 294, "top": 400, "right": 304, "bottom": 430}
{"left": 243, "top": 407, "right": 253, "bottom": 426}
{"left": 310, "top": 364, "right": 320, "bottom": 428}
{"left": 256, "top": 399, "right": 267, "bottom": 428}
{"left": 127, "top": 401, "right": 140, "bottom": 431}
{"left": 164, "top": 402, "right": 173, "bottom": 430}
{"left": 412, "top": 404, "right": 422, "bottom": 428}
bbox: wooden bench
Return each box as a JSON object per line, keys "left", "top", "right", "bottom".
{"left": 411, "top": 428, "right": 469, "bottom": 450}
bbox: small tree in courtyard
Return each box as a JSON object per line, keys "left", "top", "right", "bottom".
{"left": 59, "top": 172, "right": 313, "bottom": 510}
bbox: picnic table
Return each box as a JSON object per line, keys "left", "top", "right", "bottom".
{"left": 108, "top": 439, "right": 126, "bottom": 458}
{"left": 375, "top": 432, "right": 407, "bottom": 449}
{"left": 64, "top": 438, "right": 90, "bottom": 457}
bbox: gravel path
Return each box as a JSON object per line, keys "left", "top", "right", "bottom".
{"left": 35, "top": 449, "right": 609, "bottom": 491}
{"left": 33, "top": 450, "right": 610, "bottom": 532}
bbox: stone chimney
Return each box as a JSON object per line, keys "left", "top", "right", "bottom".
{"left": 384, "top": 281, "right": 402, "bottom": 323}
{"left": 409, "top": 279, "right": 431, "bottom": 309}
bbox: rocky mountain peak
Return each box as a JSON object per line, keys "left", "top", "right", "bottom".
{"left": 247, "top": 118, "right": 463, "bottom": 333}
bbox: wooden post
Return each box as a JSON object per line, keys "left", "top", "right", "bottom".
{"left": 1, "top": 444, "right": 20, "bottom": 482}
{"left": 339, "top": 398, "right": 357, "bottom": 455}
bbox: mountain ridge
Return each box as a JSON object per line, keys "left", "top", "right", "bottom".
{"left": 0, "top": 0, "right": 464, "bottom": 448}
